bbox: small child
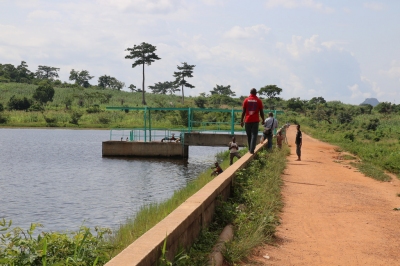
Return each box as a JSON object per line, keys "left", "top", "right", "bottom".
{"left": 276, "top": 130, "right": 284, "bottom": 149}
{"left": 211, "top": 162, "right": 223, "bottom": 176}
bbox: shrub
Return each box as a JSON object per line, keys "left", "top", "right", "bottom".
{"left": 69, "top": 111, "right": 83, "bottom": 125}
{"left": 0, "top": 103, "right": 3, "bottom": 112}
{"left": 87, "top": 105, "right": 102, "bottom": 113}
{"left": 7, "top": 95, "right": 32, "bottom": 110}
{"left": 0, "top": 219, "right": 115, "bottom": 266}
{"left": 0, "top": 114, "right": 7, "bottom": 124}
{"left": 344, "top": 132, "right": 355, "bottom": 142}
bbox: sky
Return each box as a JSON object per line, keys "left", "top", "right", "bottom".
{"left": 1, "top": 0, "right": 399, "bottom": 105}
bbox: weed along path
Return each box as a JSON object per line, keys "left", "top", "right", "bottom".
{"left": 246, "top": 128, "right": 400, "bottom": 265}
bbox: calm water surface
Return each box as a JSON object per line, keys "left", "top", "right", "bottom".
{"left": 0, "top": 129, "right": 225, "bottom": 232}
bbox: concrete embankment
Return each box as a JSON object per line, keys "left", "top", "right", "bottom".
{"left": 105, "top": 141, "right": 267, "bottom": 266}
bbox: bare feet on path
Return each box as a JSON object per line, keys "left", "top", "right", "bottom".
{"left": 245, "top": 129, "right": 400, "bottom": 265}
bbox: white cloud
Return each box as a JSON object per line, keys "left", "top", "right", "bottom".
{"left": 28, "top": 10, "right": 60, "bottom": 20}
{"left": 98, "top": 0, "right": 184, "bottom": 14}
{"left": 363, "top": 2, "right": 385, "bottom": 11}
{"left": 223, "top": 24, "right": 271, "bottom": 39}
{"left": 379, "top": 60, "right": 400, "bottom": 80}
{"left": 348, "top": 83, "right": 371, "bottom": 99}
{"left": 281, "top": 35, "right": 323, "bottom": 59}
{"left": 360, "top": 76, "right": 383, "bottom": 97}
{"left": 265, "top": 0, "right": 334, "bottom": 13}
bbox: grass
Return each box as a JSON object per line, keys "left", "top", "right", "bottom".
{"left": 350, "top": 162, "right": 391, "bottom": 182}
{"left": 181, "top": 146, "right": 289, "bottom": 265}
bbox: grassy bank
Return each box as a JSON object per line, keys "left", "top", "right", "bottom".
{"left": 180, "top": 147, "right": 289, "bottom": 265}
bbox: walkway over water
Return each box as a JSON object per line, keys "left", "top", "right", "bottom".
{"left": 106, "top": 106, "right": 284, "bottom": 142}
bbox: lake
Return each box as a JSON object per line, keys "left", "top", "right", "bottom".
{"left": 0, "top": 128, "right": 226, "bottom": 232}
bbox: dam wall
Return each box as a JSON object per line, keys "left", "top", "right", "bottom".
{"left": 105, "top": 141, "right": 267, "bottom": 266}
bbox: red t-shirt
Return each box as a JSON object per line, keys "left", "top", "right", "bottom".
{"left": 242, "top": 94, "right": 263, "bottom": 123}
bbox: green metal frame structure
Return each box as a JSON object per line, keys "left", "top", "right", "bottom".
{"left": 106, "top": 106, "right": 284, "bottom": 142}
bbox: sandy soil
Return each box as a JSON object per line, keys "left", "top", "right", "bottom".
{"left": 243, "top": 127, "right": 400, "bottom": 266}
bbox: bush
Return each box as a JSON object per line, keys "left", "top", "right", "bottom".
{"left": 0, "top": 114, "right": 7, "bottom": 124}
{"left": 7, "top": 95, "right": 32, "bottom": 110}
{"left": 69, "top": 111, "right": 83, "bottom": 125}
{"left": 33, "top": 81, "right": 55, "bottom": 104}
{"left": 0, "top": 103, "right": 3, "bottom": 112}
{"left": 366, "top": 118, "right": 379, "bottom": 131}
{"left": 344, "top": 132, "right": 355, "bottom": 142}
{"left": 87, "top": 105, "right": 102, "bottom": 113}
{"left": 0, "top": 219, "right": 115, "bottom": 266}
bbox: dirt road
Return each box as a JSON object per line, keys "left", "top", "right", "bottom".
{"left": 247, "top": 127, "right": 400, "bottom": 265}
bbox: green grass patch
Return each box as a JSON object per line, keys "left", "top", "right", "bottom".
{"left": 350, "top": 162, "right": 391, "bottom": 182}
{"left": 342, "top": 154, "right": 356, "bottom": 160}
{"left": 181, "top": 146, "right": 289, "bottom": 265}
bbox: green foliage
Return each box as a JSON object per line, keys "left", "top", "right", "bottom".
{"left": 194, "top": 96, "right": 207, "bottom": 108}
{"left": 0, "top": 218, "right": 115, "bottom": 266}
{"left": 258, "top": 85, "right": 282, "bottom": 99}
{"left": 0, "top": 103, "right": 3, "bottom": 112}
{"left": 337, "top": 111, "right": 353, "bottom": 124}
{"left": 125, "top": 42, "right": 161, "bottom": 105}
{"left": 97, "top": 75, "right": 124, "bottom": 91}
{"left": 184, "top": 148, "right": 288, "bottom": 265}
{"left": 35, "top": 65, "right": 60, "bottom": 80}
{"left": 70, "top": 111, "right": 83, "bottom": 125}
{"left": 7, "top": 95, "right": 32, "bottom": 110}
{"left": 365, "top": 118, "right": 379, "bottom": 131}
{"left": 286, "top": 97, "right": 304, "bottom": 112}
{"left": 148, "top": 81, "right": 179, "bottom": 95}
{"left": 210, "top": 84, "right": 235, "bottom": 97}
{"left": 86, "top": 105, "right": 102, "bottom": 114}
{"left": 173, "top": 62, "right": 195, "bottom": 104}
{"left": 344, "top": 132, "right": 355, "bottom": 142}
{"left": 350, "top": 162, "right": 391, "bottom": 182}
{"left": 69, "top": 69, "right": 94, "bottom": 88}
{"left": 0, "top": 113, "right": 7, "bottom": 124}
{"left": 374, "top": 102, "right": 392, "bottom": 114}
{"left": 33, "top": 81, "right": 55, "bottom": 104}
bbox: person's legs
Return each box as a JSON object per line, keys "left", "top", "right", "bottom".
{"left": 267, "top": 134, "right": 273, "bottom": 150}
{"left": 296, "top": 144, "right": 301, "bottom": 160}
{"left": 245, "top": 123, "right": 252, "bottom": 150}
{"left": 230, "top": 153, "right": 234, "bottom": 165}
{"left": 249, "top": 122, "right": 259, "bottom": 153}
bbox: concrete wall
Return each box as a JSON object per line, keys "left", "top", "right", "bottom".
{"left": 102, "top": 141, "right": 188, "bottom": 158}
{"left": 183, "top": 133, "right": 262, "bottom": 147}
{"left": 105, "top": 141, "right": 267, "bottom": 266}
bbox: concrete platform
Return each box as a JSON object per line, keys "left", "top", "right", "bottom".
{"left": 102, "top": 141, "right": 189, "bottom": 158}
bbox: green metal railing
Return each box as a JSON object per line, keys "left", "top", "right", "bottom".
{"left": 106, "top": 107, "right": 284, "bottom": 142}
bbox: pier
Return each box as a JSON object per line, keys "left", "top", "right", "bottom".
{"left": 102, "top": 107, "right": 282, "bottom": 158}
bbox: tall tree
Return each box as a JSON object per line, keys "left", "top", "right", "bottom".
{"left": 173, "top": 62, "right": 195, "bottom": 104}
{"left": 149, "top": 81, "right": 179, "bottom": 94}
{"left": 35, "top": 65, "right": 60, "bottom": 80}
{"left": 69, "top": 69, "right": 94, "bottom": 88}
{"left": 210, "top": 84, "right": 236, "bottom": 97}
{"left": 125, "top": 42, "right": 161, "bottom": 105}
{"left": 259, "top": 85, "right": 282, "bottom": 99}
{"left": 17, "top": 61, "right": 33, "bottom": 83}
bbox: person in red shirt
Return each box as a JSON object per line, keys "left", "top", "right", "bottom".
{"left": 240, "top": 88, "right": 265, "bottom": 154}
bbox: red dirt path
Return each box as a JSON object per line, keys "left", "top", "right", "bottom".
{"left": 244, "top": 127, "right": 400, "bottom": 265}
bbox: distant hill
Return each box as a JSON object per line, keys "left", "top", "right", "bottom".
{"left": 360, "top": 98, "right": 379, "bottom": 107}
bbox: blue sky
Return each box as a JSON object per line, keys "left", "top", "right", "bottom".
{"left": 1, "top": 0, "right": 399, "bottom": 104}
